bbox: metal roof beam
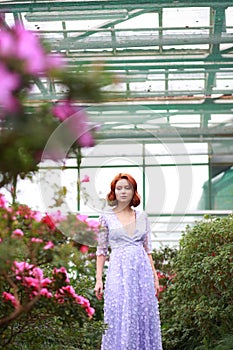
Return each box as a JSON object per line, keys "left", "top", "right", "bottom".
{"left": 50, "top": 33, "right": 233, "bottom": 51}
{"left": 1, "top": 1, "right": 232, "bottom": 13}
{"left": 205, "top": 7, "right": 227, "bottom": 95}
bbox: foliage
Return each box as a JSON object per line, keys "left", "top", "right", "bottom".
{"left": 160, "top": 215, "right": 233, "bottom": 350}
{"left": 152, "top": 246, "right": 178, "bottom": 296}
{"left": 1, "top": 247, "right": 105, "bottom": 350}
{"left": 0, "top": 196, "right": 103, "bottom": 348}
{"left": 0, "top": 19, "right": 113, "bottom": 188}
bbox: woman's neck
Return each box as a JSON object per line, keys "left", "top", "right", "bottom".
{"left": 114, "top": 204, "right": 133, "bottom": 213}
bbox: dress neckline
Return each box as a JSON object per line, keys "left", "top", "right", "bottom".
{"left": 111, "top": 208, "right": 137, "bottom": 237}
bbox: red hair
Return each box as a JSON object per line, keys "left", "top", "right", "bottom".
{"left": 107, "top": 173, "right": 140, "bottom": 207}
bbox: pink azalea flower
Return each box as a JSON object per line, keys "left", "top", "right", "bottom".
{"left": 50, "top": 210, "right": 66, "bottom": 223}
{"left": 0, "top": 194, "right": 8, "bottom": 208}
{"left": 79, "top": 245, "right": 89, "bottom": 254}
{"left": 0, "top": 29, "right": 15, "bottom": 57}
{"left": 40, "top": 288, "right": 53, "bottom": 298}
{"left": 81, "top": 175, "right": 90, "bottom": 183}
{"left": 52, "top": 100, "right": 76, "bottom": 122}
{"left": 53, "top": 267, "right": 70, "bottom": 283}
{"left": 46, "top": 53, "right": 64, "bottom": 70}
{"left": 78, "top": 132, "right": 95, "bottom": 147}
{"left": 42, "top": 277, "right": 52, "bottom": 287}
{"left": 87, "top": 219, "right": 99, "bottom": 229}
{"left": 43, "top": 241, "right": 54, "bottom": 250}
{"left": 24, "top": 276, "right": 39, "bottom": 289}
{"left": 86, "top": 306, "right": 95, "bottom": 318}
{"left": 32, "top": 211, "right": 42, "bottom": 222}
{"left": 14, "top": 261, "right": 34, "bottom": 274}
{"left": 31, "top": 237, "right": 44, "bottom": 243}
{"left": 12, "top": 228, "right": 24, "bottom": 237}
{"left": 52, "top": 101, "right": 95, "bottom": 147}
{"left": 15, "top": 25, "right": 47, "bottom": 75}
{"left": 62, "top": 285, "right": 77, "bottom": 298}
{"left": 2, "top": 291, "right": 19, "bottom": 308}
{"left": 76, "top": 214, "right": 88, "bottom": 222}
{"left": 76, "top": 295, "right": 90, "bottom": 308}
{"left": 33, "top": 267, "right": 44, "bottom": 281}
{"left": 0, "top": 63, "right": 20, "bottom": 113}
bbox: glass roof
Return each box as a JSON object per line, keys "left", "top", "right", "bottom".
{"left": 1, "top": 0, "right": 233, "bottom": 145}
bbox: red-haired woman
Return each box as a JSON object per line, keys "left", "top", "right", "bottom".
{"left": 94, "top": 173, "right": 163, "bottom": 350}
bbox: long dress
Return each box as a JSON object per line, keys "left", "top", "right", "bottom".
{"left": 96, "top": 208, "right": 163, "bottom": 350}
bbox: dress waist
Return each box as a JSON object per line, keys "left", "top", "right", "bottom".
{"left": 111, "top": 241, "right": 143, "bottom": 251}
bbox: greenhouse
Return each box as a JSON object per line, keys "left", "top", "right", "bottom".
{"left": 0, "top": 1, "right": 233, "bottom": 350}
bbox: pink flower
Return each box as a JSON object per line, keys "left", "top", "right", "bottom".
{"left": 50, "top": 210, "right": 65, "bottom": 223}
{"left": 76, "top": 214, "right": 88, "bottom": 222}
{"left": 32, "top": 211, "right": 42, "bottom": 222}
{"left": 41, "top": 277, "right": 52, "bottom": 287}
{"left": 0, "top": 194, "right": 8, "bottom": 208}
{"left": 78, "top": 132, "right": 95, "bottom": 147}
{"left": 46, "top": 53, "right": 64, "bottom": 70}
{"left": 2, "top": 292, "right": 19, "bottom": 308}
{"left": 62, "top": 285, "right": 77, "bottom": 298}
{"left": 40, "top": 288, "right": 53, "bottom": 298}
{"left": 31, "top": 237, "right": 44, "bottom": 243}
{"left": 43, "top": 241, "right": 54, "bottom": 250}
{"left": 0, "top": 63, "right": 20, "bottom": 113}
{"left": 76, "top": 295, "right": 90, "bottom": 308}
{"left": 87, "top": 219, "right": 99, "bottom": 230}
{"left": 14, "top": 261, "right": 34, "bottom": 274}
{"left": 0, "top": 29, "right": 15, "bottom": 57}
{"left": 52, "top": 100, "right": 76, "bottom": 122}
{"left": 53, "top": 267, "right": 70, "bottom": 283}
{"left": 52, "top": 101, "right": 95, "bottom": 147}
{"left": 14, "top": 25, "right": 47, "bottom": 75}
{"left": 12, "top": 228, "right": 24, "bottom": 237}
{"left": 33, "top": 267, "right": 44, "bottom": 281}
{"left": 24, "top": 276, "right": 39, "bottom": 289}
{"left": 86, "top": 306, "right": 95, "bottom": 318}
{"left": 79, "top": 245, "right": 89, "bottom": 254}
{"left": 81, "top": 175, "right": 90, "bottom": 183}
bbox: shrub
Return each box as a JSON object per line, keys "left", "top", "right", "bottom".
{"left": 160, "top": 215, "right": 233, "bottom": 350}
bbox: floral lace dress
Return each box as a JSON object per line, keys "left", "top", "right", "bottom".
{"left": 96, "top": 208, "right": 163, "bottom": 350}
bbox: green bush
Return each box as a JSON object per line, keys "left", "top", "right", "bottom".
{"left": 160, "top": 215, "right": 233, "bottom": 350}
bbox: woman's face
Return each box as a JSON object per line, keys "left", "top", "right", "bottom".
{"left": 115, "top": 178, "right": 134, "bottom": 205}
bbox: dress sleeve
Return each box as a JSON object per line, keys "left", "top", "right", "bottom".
{"left": 96, "top": 214, "right": 109, "bottom": 256}
{"left": 143, "top": 213, "right": 153, "bottom": 254}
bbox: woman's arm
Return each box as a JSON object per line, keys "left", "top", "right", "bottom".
{"left": 94, "top": 255, "right": 106, "bottom": 300}
{"left": 148, "top": 253, "right": 160, "bottom": 296}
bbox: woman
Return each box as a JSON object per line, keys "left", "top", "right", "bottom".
{"left": 94, "top": 173, "right": 163, "bottom": 350}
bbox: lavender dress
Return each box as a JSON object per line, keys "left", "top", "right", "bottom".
{"left": 96, "top": 208, "right": 163, "bottom": 350}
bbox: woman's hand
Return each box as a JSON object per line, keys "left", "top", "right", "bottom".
{"left": 154, "top": 278, "right": 160, "bottom": 298}
{"left": 94, "top": 280, "right": 104, "bottom": 300}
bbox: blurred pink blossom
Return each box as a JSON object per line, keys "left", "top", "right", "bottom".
{"left": 53, "top": 266, "right": 70, "bottom": 283}
{"left": 52, "top": 101, "right": 95, "bottom": 147}
{"left": 12, "top": 228, "right": 24, "bottom": 237}
{"left": 77, "top": 214, "right": 88, "bottom": 222}
{"left": 32, "top": 211, "right": 42, "bottom": 222}
{"left": 40, "top": 288, "right": 53, "bottom": 298}
{"left": 86, "top": 306, "right": 95, "bottom": 318}
{"left": 81, "top": 174, "right": 90, "bottom": 183}
{"left": 31, "top": 237, "right": 44, "bottom": 243}
{"left": 0, "top": 63, "right": 20, "bottom": 113}
{"left": 44, "top": 241, "right": 54, "bottom": 250}
{"left": 14, "top": 261, "right": 34, "bottom": 275}
{"left": 14, "top": 25, "right": 63, "bottom": 75}
{"left": 79, "top": 245, "right": 89, "bottom": 254}
{"left": 2, "top": 291, "right": 19, "bottom": 308}
{"left": 0, "top": 194, "right": 8, "bottom": 208}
